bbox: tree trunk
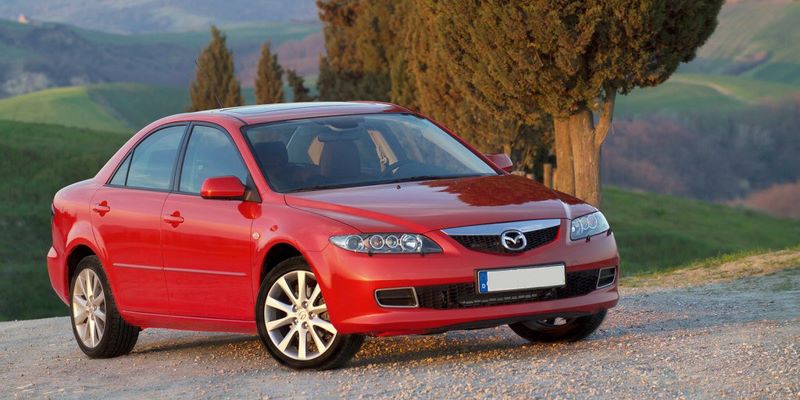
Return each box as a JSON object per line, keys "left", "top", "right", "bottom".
{"left": 568, "top": 110, "right": 601, "bottom": 206}
{"left": 542, "top": 163, "right": 553, "bottom": 188}
{"left": 552, "top": 117, "right": 575, "bottom": 195}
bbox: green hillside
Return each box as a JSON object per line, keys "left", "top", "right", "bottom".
{"left": 0, "top": 120, "right": 128, "bottom": 321}
{"left": 603, "top": 187, "right": 800, "bottom": 274}
{"left": 0, "top": 87, "right": 130, "bottom": 132}
{"left": 1, "top": 117, "right": 799, "bottom": 320}
{"left": 692, "top": 0, "right": 800, "bottom": 85}
{"left": 86, "top": 84, "right": 188, "bottom": 130}
{"left": 0, "top": 84, "right": 188, "bottom": 133}
{"left": 617, "top": 73, "right": 800, "bottom": 117}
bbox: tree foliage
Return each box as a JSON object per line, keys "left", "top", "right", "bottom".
{"left": 254, "top": 41, "right": 284, "bottom": 104}
{"left": 188, "top": 25, "right": 242, "bottom": 111}
{"left": 316, "top": 0, "right": 399, "bottom": 101}
{"left": 430, "top": 0, "right": 723, "bottom": 205}
{"left": 286, "top": 69, "right": 314, "bottom": 102}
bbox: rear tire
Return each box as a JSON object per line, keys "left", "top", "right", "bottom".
{"left": 70, "top": 256, "right": 139, "bottom": 358}
{"left": 509, "top": 310, "right": 607, "bottom": 343}
{"left": 256, "top": 257, "right": 364, "bottom": 370}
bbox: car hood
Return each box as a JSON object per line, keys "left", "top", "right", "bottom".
{"left": 284, "top": 174, "right": 595, "bottom": 233}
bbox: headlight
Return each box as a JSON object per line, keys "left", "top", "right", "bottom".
{"left": 570, "top": 211, "right": 610, "bottom": 241}
{"left": 330, "top": 233, "right": 442, "bottom": 254}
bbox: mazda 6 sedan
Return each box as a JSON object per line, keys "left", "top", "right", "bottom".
{"left": 47, "top": 102, "right": 619, "bottom": 369}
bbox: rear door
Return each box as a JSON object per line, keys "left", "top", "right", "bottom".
{"left": 161, "top": 124, "right": 256, "bottom": 320}
{"left": 90, "top": 124, "right": 187, "bottom": 313}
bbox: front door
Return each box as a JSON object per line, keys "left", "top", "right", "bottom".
{"left": 161, "top": 124, "right": 255, "bottom": 320}
{"left": 90, "top": 124, "right": 187, "bottom": 313}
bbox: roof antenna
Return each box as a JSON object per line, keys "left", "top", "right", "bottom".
{"left": 194, "top": 58, "right": 224, "bottom": 109}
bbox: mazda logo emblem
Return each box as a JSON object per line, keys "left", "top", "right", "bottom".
{"left": 500, "top": 229, "right": 527, "bottom": 251}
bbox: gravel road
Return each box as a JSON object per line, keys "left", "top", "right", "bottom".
{"left": 2, "top": 267, "right": 798, "bottom": 399}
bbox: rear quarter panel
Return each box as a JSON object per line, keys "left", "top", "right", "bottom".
{"left": 49, "top": 179, "right": 102, "bottom": 304}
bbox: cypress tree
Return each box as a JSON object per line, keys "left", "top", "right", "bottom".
{"left": 254, "top": 42, "right": 284, "bottom": 104}
{"left": 432, "top": 0, "right": 723, "bottom": 206}
{"left": 189, "top": 25, "right": 242, "bottom": 111}
{"left": 286, "top": 69, "right": 313, "bottom": 102}
{"left": 316, "top": 0, "right": 399, "bottom": 101}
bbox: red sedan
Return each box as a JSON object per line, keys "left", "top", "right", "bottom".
{"left": 47, "top": 102, "right": 619, "bottom": 369}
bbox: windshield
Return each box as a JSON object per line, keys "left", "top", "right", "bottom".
{"left": 243, "top": 113, "right": 497, "bottom": 193}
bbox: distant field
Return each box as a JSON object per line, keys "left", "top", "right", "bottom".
{"left": 603, "top": 187, "right": 800, "bottom": 274}
{"left": 616, "top": 73, "right": 800, "bottom": 117}
{"left": 0, "top": 120, "right": 127, "bottom": 321}
{"left": 0, "top": 84, "right": 188, "bottom": 133}
{"left": 0, "top": 82, "right": 323, "bottom": 135}
{"left": 2, "top": 118, "right": 799, "bottom": 321}
{"left": 692, "top": 0, "right": 800, "bottom": 85}
{"left": 72, "top": 21, "right": 320, "bottom": 49}
{"left": 0, "top": 87, "right": 131, "bottom": 132}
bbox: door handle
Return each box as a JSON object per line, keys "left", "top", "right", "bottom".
{"left": 163, "top": 211, "right": 184, "bottom": 226}
{"left": 92, "top": 201, "right": 110, "bottom": 215}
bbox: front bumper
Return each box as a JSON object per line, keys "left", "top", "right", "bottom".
{"left": 306, "top": 221, "right": 620, "bottom": 336}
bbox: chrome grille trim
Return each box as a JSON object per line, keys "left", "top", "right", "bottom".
{"left": 440, "top": 219, "right": 562, "bottom": 236}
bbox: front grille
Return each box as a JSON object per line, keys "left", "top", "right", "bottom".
{"left": 449, "top": 226, "right": 559, "bottom": 254}
{"left": 415, "top": 268, "right": 600, "bottom": 310}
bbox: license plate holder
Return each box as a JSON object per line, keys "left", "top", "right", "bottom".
{"left": 477, "top": 264, "right": 566, "bottom": 294}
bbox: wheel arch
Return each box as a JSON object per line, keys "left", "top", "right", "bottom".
{"left": 64, "top": 241, "right": 104, "bottom": 296}
{"left": 259, "top": 241, "right": 303, "bottom": 284}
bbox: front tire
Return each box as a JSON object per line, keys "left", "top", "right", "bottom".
{"left": 256, "top": 257, "right": 364, "bottom": 370}
{"left": 509, "top": 310, "right": 607, "bottom": 343}
{"left": 70, "top": 256, "right": 139, "bottom": 358}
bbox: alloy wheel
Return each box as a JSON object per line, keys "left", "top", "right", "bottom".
{"left": 72, "top": 268, "right": 107, "bottom": 348}
{"left": 264, "top": 270, "right": 337, "bottom": 361}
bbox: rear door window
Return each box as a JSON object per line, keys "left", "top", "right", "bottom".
{"left": 125, "top": 125, "right": 185, "bottom": 190}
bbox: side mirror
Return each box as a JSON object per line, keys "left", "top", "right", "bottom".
{"left": 484, "top": 153, "right": 514, "bottom": 173}
{"left": 200, "top": 176, "right": 246, "bottom": 200}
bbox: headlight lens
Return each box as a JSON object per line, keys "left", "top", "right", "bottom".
{"left": 570, "top": 211, "right": 610, "bottom": 241}
{"left": 330, "top": 233, "right": 442, "bottom": 254}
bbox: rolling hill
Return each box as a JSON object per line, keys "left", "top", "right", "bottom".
{"left": 0, "top": 84, "right": 188, "bottom": 132}
{"left": 0, "top": 81, "right": 319, "bottom": 133}
{"left": 0, "top": 0, "right": 318, "bottom": 34}
{"left": 2, "top": 119, "right": 800, "bottom": 321}
{"left": 616, "top": 0, "right": 800, "bottom": 117}
{"left": 0, "top": 18, "right": 322, "bottom": 98}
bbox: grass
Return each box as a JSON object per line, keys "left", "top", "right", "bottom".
{"left": 603, "top": 187, "right": 800, "bottom": 275}
{"left": 2, "top": 120, "right": 799, "bottom": 321}
{"left": 694, "top": 1, "right": 800, "bottom": 85}
{"left": 616, "top": 73, "right": 800, "bottom": 118}
{"left": 0, "top": 87, "right": 131, "bottom": 132}
{"left": 86, "top": 83, "right": 188, "bottom": 131}
{"left": 0, "top": 120, "right": 128, "bottom": 321}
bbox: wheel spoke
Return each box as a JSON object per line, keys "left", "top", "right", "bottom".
{"left": 265, "top": 315, "right": 293, "bottom": 331}
{"left": 277, "top": 326, "right": 298, "bottom": 352}
{"left": 277, "top": 277, "right": 299, "bottom": 306}
{"left": 76, "top": 320, "right": 88, "bottom": 341}
{"left": 88, "top": 318, "right": 96, "bottom": 347}
{"left": 309, "top": 327, "right": 327, "bottom": 353}
{"left": 93, "top": 309, "right": 106, "bottom": 322}
{"left": 75, "top": 274, "right": 87, "bottom": 297}
{"left": 297, "top": 329, "right": 307, "bottom": 359}
{"left": 74, "top": 308, "right": 89, "bottom": 323}
{"left": 266, "top": 297, "right": 293, "bottom": 314}
{"left": 85, "top": 273, "right": 94, "bottom": 298}
{"left": 297, "top": 272, "right": 307, "bottom": 303}
{"left": 312, "top": 318, "right": 337, "bottom": 335}
{"left": 308, "top": 303, "right": 327, "bottom": 314}
{"left": 92, "top": 291, "right": 105, "bottom": 306}
{"left": 308, "top": 284, "right": 321, "bottom": 305}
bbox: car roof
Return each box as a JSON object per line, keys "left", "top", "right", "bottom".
{"left": 181, "top": 101, "right": 412, "bottom": 126}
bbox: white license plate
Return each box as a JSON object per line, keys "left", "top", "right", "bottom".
{"left": 477, "top": 264, "right": 566, "bottom": 293}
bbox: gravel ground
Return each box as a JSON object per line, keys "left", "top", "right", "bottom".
{"left": 2, "top": 267, "right": 799, "bottom": 399}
